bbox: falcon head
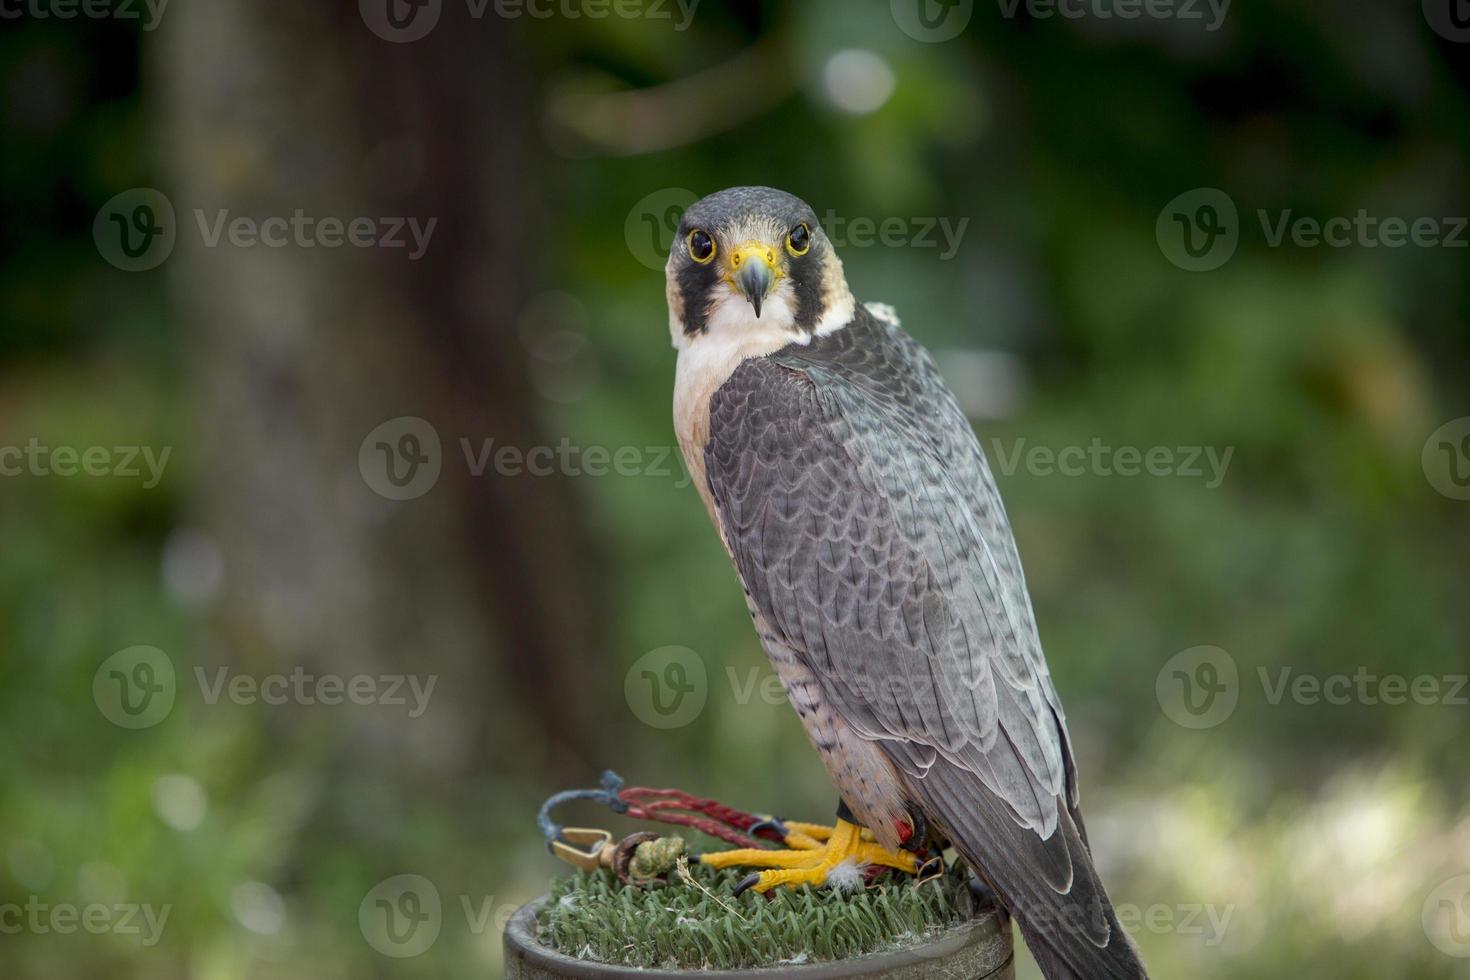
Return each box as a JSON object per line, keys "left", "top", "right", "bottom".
{"left": 666, "top": 186, "right": 854, "bottom": 349}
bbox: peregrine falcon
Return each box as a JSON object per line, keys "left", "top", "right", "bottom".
{"left": 666, "top": 187, "right": 1148, "bottom": 979}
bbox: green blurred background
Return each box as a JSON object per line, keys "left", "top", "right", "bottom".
{"left": 3, "top": 0, "right": 1469, "bottom": 976}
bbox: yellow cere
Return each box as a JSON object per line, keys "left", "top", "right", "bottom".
{"left": 728, "top": 242, "right": 780, "bottom": 272}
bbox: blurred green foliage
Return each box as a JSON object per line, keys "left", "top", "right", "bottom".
{"left": 3, "top": 2, "right": 1469, "bottom": 979}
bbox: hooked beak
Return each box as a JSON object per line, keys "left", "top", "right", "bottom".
{"left": 728, "top": 243, "right": 778, "bottom": 318}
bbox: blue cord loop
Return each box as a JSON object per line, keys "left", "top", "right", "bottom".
{"left": 538, "top": 769, "right": 629, "bottom": 850}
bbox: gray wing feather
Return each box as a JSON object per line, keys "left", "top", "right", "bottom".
{"left": 704, "top": 308, "right": 1074, "bottom": 836}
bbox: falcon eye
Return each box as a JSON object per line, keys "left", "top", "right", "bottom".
{"left": 786, "top": 222, "right": 811, "bottom": 257}
{"left": 687, "top": 228, "right": 716, "bottom": 264}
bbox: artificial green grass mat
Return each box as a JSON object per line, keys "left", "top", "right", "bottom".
{"left": 536, "top": 861, "right": 980, "bottom": 970}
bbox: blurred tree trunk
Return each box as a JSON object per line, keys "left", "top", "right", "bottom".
{"left": 158, "top": 2, "right": 611, "bottom": 787}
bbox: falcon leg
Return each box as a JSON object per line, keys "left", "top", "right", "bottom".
{"left": 699, "top": 802, "right": 926, "bottom": 895}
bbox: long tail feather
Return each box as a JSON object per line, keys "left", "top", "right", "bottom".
{"left": 905, "top": 760, "right": 1149, "bottom": 980}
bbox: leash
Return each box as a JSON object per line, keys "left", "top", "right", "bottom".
{"left": 539, "top": 770, "right": 788, "bottom": 876}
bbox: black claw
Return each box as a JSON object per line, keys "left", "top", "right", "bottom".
{"left": 750, "top": 815, "right": 789, "bottom": 842}
{"left": 733, "top": 873, "right": 763, "bottom": 897}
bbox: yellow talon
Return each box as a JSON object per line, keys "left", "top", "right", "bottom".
{"left": 698, "top": 819, "right": 919, "bottom": 894}
{"left": 782, "top": 821, "right": 836, "bottom": 841}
